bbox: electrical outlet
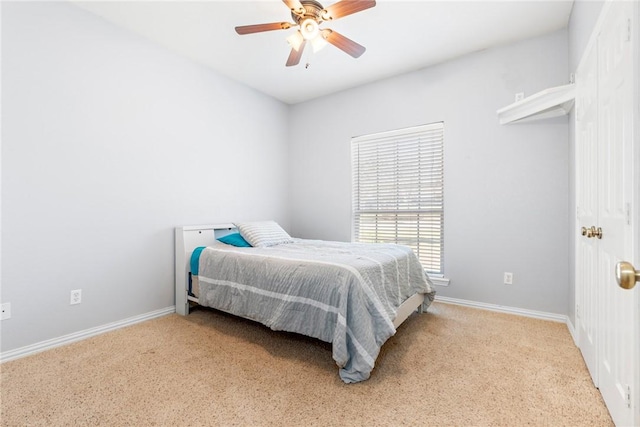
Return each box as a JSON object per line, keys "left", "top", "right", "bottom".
{"left": 515, "top": 92, "right": 525, "bottom": 102}
{"left": 1, "top": 303, "right": 11, "bottom": 320}
{"left": 504, "top": 272, "right": 513, "bottom": 285}
{"left": 70, "top": 289, "right": 82, "bottom": 305}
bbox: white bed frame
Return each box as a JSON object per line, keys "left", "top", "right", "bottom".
{"left": 174, "top": 224, "right": 424, "bottom": 328}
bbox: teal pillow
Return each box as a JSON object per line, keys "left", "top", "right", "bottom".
{"left": 217, "top": 233, "right": 252, "bottom": 247}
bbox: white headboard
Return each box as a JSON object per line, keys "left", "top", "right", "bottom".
{"left": 174, "top": 224, "right": 236, "bottom": 315}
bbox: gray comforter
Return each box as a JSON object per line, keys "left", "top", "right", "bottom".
{"left": 196, "top": 238, "right": 435, "bottom": 383}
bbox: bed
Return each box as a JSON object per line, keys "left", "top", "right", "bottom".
{"left": 175, "top": 222, "right": 435, "bottom": 383}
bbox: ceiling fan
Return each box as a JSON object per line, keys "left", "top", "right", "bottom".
{"left": 235, "top": 0, "right": 376, "bottom": 67}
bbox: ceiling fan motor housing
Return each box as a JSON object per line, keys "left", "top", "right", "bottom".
{"left": 291, "top": 0, "right": 324, "bottom": 24}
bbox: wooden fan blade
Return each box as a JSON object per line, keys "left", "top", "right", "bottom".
{"left": 286, "top": 40, "right": 307, "bottom": 67}
{"left": 322, "top": 29, "right": 366, "bottom": 58}
{"left": 322, "top": 0, "right": 376, "bottom": 21}
{"left": 283, "top": 0, "right": 305, "bottom": 15}
{"left": 235, "top": 22, "right": 292, "bottom": 35}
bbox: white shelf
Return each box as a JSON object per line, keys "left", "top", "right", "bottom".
{"left": 497, "top": 83, "right": 575, "bottom": 125}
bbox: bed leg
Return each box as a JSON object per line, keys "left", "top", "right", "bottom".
{"left": 417, "top": 305, "right": 424, "bottom": 314}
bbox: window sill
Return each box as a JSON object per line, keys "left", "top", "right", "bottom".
{"left": 427, "top": 275, "right": 450, "bottom": 287}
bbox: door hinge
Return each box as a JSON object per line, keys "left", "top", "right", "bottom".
{"left": 626, "top": 202, "right": 631, "bottom": 226}
{"left": 626, "top": 385, "right": 631, "bottom": 408}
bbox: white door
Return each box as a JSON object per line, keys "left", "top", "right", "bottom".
{"left": 576, "top": 1, "right": 638, "bottom": 425}
{"left": 596, "top": 1, "right": 637, "bottom": 425}
{"left": 576, "top": 40, "right": 600, "bottom": 385}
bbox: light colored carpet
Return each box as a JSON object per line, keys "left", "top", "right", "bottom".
{"left": 1, "top": 302, "right": 612, "bottom": 426}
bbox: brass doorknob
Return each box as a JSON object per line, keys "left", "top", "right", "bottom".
{"left": 593, "top": 226, "right": 603, "bottom": 239}
{"left": 581, "top": 226, "right": 602, "bottom": 239}
{"left": 615, "top": 261, "right": 640, "bottom": 290}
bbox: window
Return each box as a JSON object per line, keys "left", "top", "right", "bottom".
{"left": 351, "top": 123, "right": 444, "bottom": 275}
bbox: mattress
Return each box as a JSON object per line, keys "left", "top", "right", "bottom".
{"left": 191, "top": 238, "right": 435, "bottom": 383}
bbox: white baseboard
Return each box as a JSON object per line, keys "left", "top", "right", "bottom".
{"left": 0, "top": 306, "right": 175, "bottom": 363}
{"left": 435, "top": 296, "right": 568, "bottom": 323}
{"left": 566, "top": 317, "right": 579, "bottom": 345}
{"left": 1, "top": 298, "right": 576, "bottom": 363}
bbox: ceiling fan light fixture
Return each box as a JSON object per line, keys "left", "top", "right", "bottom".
{"left": 299, "top": 18, "right": 319, "bottom": 40}
{"left": 310, "top": 33, "right": 328, "bottom": 53}
{"left": 286, "top": 30, "right": 305, "bottom": 51}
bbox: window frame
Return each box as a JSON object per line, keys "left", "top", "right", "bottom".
{"left": 350, "top": 122, "right": 446, "bottom": 281}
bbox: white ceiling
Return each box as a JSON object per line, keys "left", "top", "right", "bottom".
{"left": 72, "top": 0, "right": 574, "bottom": 104}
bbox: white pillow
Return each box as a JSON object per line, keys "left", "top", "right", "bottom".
{"left": 235, "top": 221, "right": 293, "bottom": 248}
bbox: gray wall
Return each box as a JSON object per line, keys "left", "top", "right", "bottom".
{"left": 567, "top": 0, "right": 604, "bottom": 326}
{"left": 1, "top": 2, "right": 290, "bottom": 352}
{"left": 2, "top": 2, "right": 579, "bottom": 355}
{"left": 288, "top": 30, "right": 570, "bottom": 315}
{"left": 569, "top": 0, "right": 605, "bottom": 72}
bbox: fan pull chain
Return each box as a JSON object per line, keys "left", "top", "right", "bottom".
{"left": 304, "top": 47, "right": 313, "bottom": 69}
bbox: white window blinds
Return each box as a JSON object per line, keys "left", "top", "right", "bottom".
{"left": 351, "top": 122, "right": 444, "bottom": 275}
